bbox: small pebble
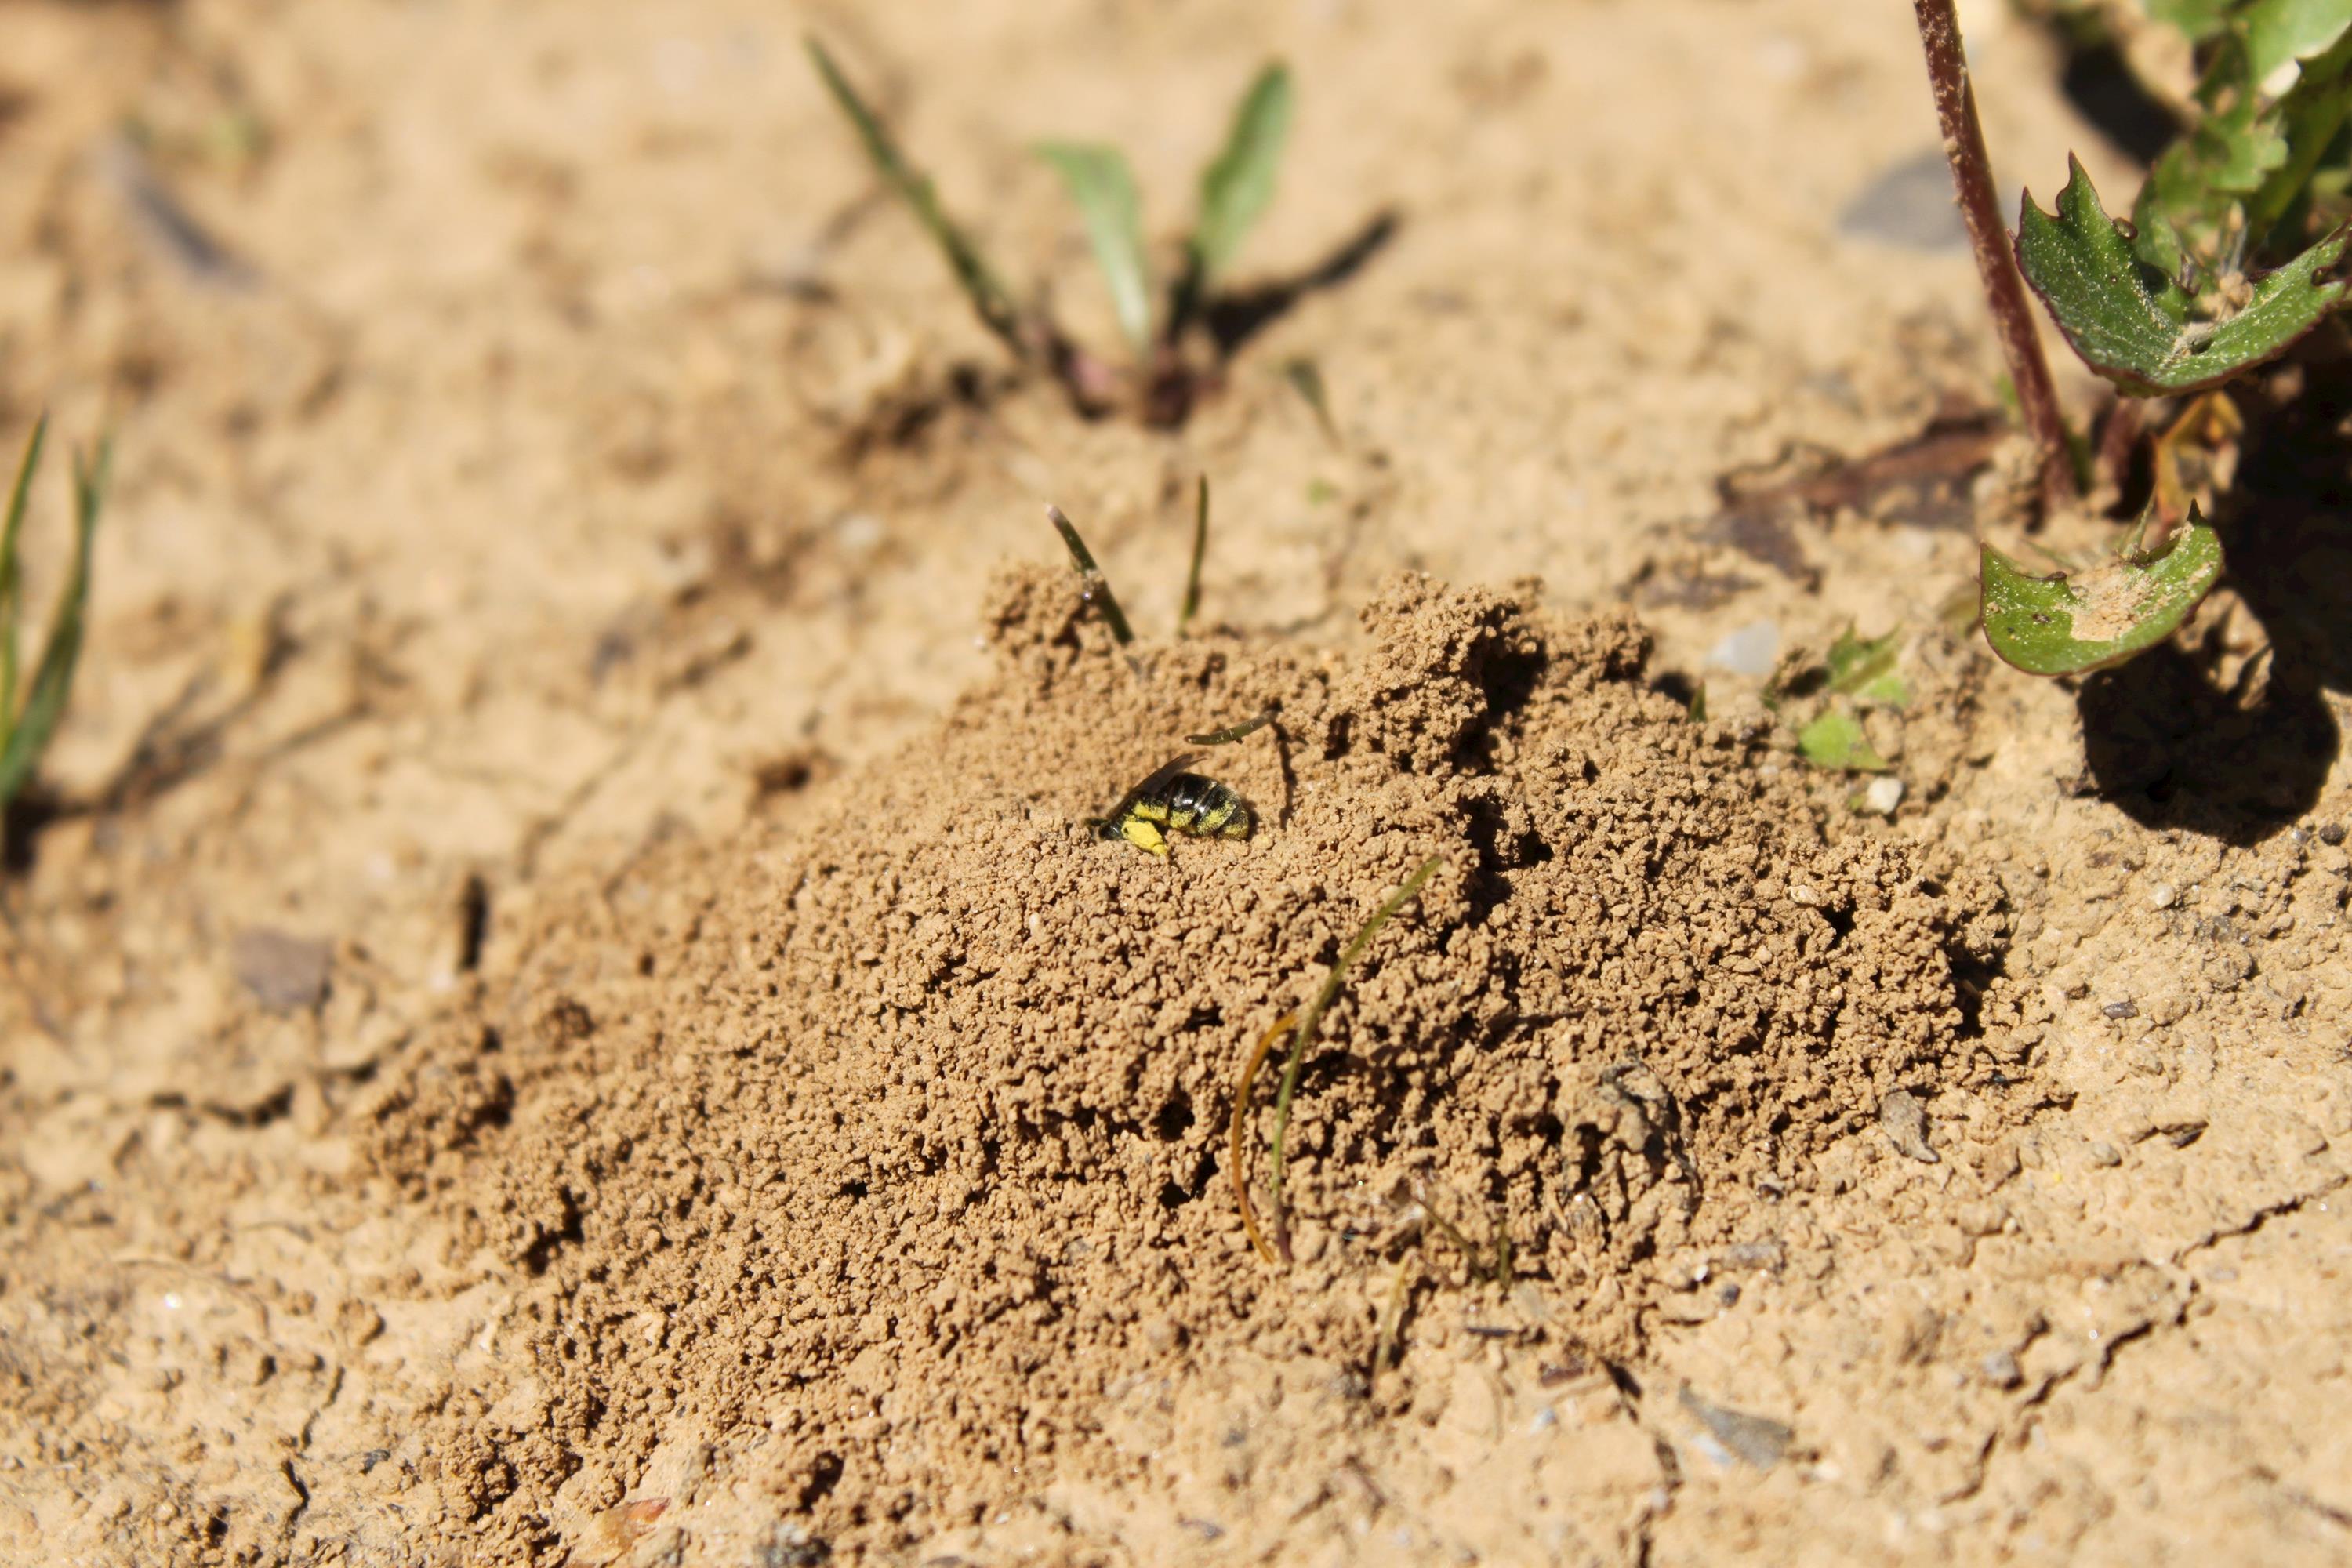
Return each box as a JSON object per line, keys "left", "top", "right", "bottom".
{"left": 2321, "top": 822, "right": 2347, "bottom": 847}
{"left": 1862, "top": 776, "right": 1905, "bottom": 817}
{"left": 2087, "top": 1141, "right": 2122, "bottom": 1167}
{"left": 2101, "top": 999, "right": 2138, "bottom": 1020}
{"left": 1980, "top": 1350, "right": 2023, "bottom": 1388}
{"left": 2148, "top": 882, "right": 2179, "bottom": 909}
{"left": 231, "top": 927, "right": 334, "bottom": 1012}
{"left": 1679, "top": 1388, "right": 1793, "bottom": 1469}
{"left": 1708, "top": 621, "right": 1781, "bottom": 677}
{"left": 1878, "top": 1088, "right": 1940, "bottom": 1163}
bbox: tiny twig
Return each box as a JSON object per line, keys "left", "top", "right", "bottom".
{"left": 1370, "top": 1248, "right": 1417, "bottom": 1385}
{"left": 1420, "top": 1202, "right": 1481, "bottom": 1267}
{"left": 1911, "top": 0, "right": 2075, "bottom": 515}
{"left": 1178, "top": 475, "right": 1210, "bottom": 635}
{"left": 1229, "top": 1010, "right": 1296, "bottom": 1266}
{"left": 1265, "top": 856, "right": 1446, "bottom": 1261}
{"left": 1044, "top": 503, "right": 1135, "bottom": 646}
{"left": 1414, "top": 1179, "right": 1514, "bottom": 1287}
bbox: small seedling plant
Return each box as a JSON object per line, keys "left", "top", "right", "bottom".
{"left": 808, "top": 38, "right": 1294, "bottom": 426}
{"left": 1768, "top": 626, "right": 1915, "bottom": 775}
{"left": 0, "top": 416, "right": 108, "bottom": 855}
{"left": 1913, "top": 0, "right": 2352, "bottom": 676}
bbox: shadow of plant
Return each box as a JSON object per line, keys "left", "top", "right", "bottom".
{"left": 2074, "top": 362, "right": 2352, "bottom": 843}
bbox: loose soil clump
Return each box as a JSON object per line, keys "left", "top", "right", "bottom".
{"left": 372, "top": 568, "right": 2009, "bottom": 1559}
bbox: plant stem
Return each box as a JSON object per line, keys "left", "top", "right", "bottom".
{"left": 1911, "top": 0, "right": 2075, "bottom": 514}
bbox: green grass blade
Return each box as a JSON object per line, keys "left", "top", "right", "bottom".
{"left": 1187, "top": 61, "right": 1294, "bottom": 287}
{"left": 1, "top": 412, "right": 50, "bottom": 730}
{"left": 1035, "top": 142, "right": 1154, "bottom": 358}
{"left": 1178, "top": 474, "right": 1209, "bottom": 634}
{"left": 1266, "top": 855, "right": 1444, "bottom": 1260}
{"left": 1187, "top": 710, "right": 1272, "bottom": 747}
{"left": 804, "top": 36, "right": 1029, "bottom": 358}
{"left": 1044, "top": 503, "right": 1135, "bottom": 645}
{"left": 1281, "top": 358, "right": 1338, "bottom": 442}
{"left": 0, "top": 437, "right": 106, "bottom": 805}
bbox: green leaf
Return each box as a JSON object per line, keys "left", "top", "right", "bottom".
{"left": 1823, "top": 627, "right": 1911, "bottom": 706}
{"left": 1, "top": 412, "right": 49, "bottom": 731}
{"left": 804, "top": 37, "right": 1029, "bottom": 358}
{"left": 1797, "top": 710, "right": 1889, "bottom": 773}
{"left": 1188, "top": 62, "right": 1293, "bottom": 286}
{"left": 2149, "top": 0, "right": 2234, "bottom": 41}
{"left": 0, "top": 437, "right": 106, "bottom": 806}
{"left": 2133, "top": 18, "right": 2352, "bottom": 267}
{"left": 2245, "top": 26, "right": 2352, "bottom": 243}
{"left": 1979, "top": 505, "right": 2223, "bottom": 675}
{"left": 1034, "top": 142, "right": 1153, "bottom": 358}
{"left": 2245, "top": 0, "right": 2352, "bottom": 89}
{"left": 2018, "top": 157, "right": 2352, "bottom": 393}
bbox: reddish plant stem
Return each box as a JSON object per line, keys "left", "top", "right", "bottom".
{"left": 1912, "top": 0, "right": 2076, "bottom": 514}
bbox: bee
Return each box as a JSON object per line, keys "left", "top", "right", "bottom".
{"left": 1094, "top": 756, "right": 1254, "bottom": 858}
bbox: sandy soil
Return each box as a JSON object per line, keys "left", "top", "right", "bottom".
{"left": 2, "top": 1, "right": 2349, "bottom": 1564}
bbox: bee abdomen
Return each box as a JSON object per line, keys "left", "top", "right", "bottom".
{"left": 1160, "top": 773, "right": 1252, "bottom": 839}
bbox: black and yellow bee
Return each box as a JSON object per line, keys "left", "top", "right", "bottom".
{"left": 1094, "top": 757, "right": 1254, "bottom": 858}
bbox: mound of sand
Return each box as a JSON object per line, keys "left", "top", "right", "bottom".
{"left": 367, "top": 568, "right": 2007, "bottom": 1559}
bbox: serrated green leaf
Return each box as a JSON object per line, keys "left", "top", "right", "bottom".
{"left": 2018, "top": 157, "right": 2352, "bottom": 392}
{"left": 1035, "top": 142, "right": 1153, "bottom": 357}
{"left": 1797, "top": 710, "right": 1888, "bottom": 773}
{"left": 1188, "top": 62, "right": 1293, "bottom": 286}
{"left": 0, "top": 437, "right": 106, "bottom": 806}
{"left": 1979, "top": 506, "right": 2223, "bottom": 675}
{"left": 804, "top": 37, "right": 1029, "bottom": 359}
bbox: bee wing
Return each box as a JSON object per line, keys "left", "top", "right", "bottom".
{"left": 1094, "top": 751, "right": 1201, "bottom": 826}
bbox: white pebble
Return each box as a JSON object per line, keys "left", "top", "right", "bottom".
{"left": 1708, "top": 622, "right": 1780, "bottom": 677}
